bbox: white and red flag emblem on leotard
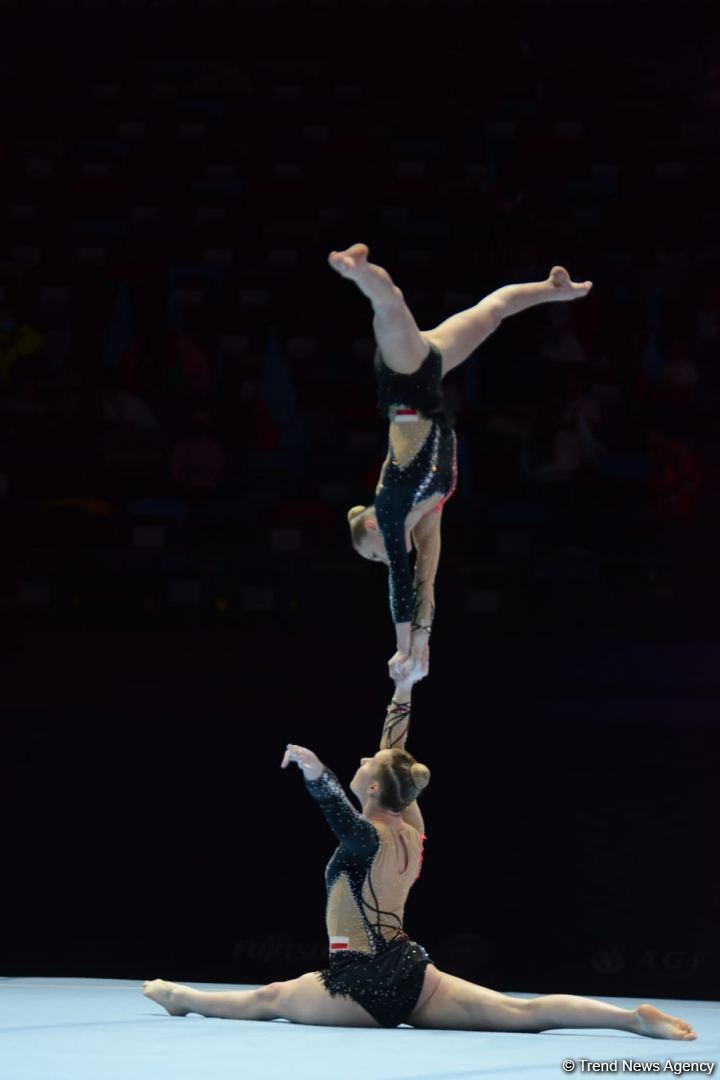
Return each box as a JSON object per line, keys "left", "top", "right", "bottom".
{"left": 329, "top": 936, "right": 350, "bottom": 952}
{"left": 393, "top": 407, "right": 418, "bottom": 423}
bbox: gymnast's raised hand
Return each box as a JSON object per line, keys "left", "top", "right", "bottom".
{"left": 281, "top": 744, "right": 324, "bottom": 780}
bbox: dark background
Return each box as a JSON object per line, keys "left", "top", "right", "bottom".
{"left": 2, "top": 0, "right": 718, "bottom": 1000}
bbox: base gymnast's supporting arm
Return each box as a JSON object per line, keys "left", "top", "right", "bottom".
{"left": 379, "top": 669, "right": 427, "bottom": 834}
{"left": 379, "top": 679, "right": 413, "bottom": 752}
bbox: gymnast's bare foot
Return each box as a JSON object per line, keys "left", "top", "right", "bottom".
{"left": 143, "top": 978, "right": 190, "bottom": 1017}
{"left": 633, "top": 1003, "right": 697, "bottom": 1040}
{"left": 547, "top": 265, "right": 593, "bottom": 300}
{"left": 328, "top": 244, "right": 400, "bottom": 311}
{"left": 328, "top": 242, "right": 370, "bottom": 278}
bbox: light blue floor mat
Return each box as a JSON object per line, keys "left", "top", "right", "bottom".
{"left": 2, "top": 978, "right": 718, "bottom": 1080}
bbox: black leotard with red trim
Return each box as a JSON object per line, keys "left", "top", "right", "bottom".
{"left": 374, "top": 344, "right": 457, "bottom": 624}
{"left": 304, "top": 768, "right": 430, "bottom": 1028}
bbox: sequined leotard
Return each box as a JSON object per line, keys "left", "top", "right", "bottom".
{"left": 374, "top": 343, "right": 457, "bottom": 624}
{"left": 305, "top": 768, "right": 430, "bottom": 1027}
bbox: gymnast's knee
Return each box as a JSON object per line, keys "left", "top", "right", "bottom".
{"left": 253, "top": 981, "right": 284, "bottom": 1015}
{"left": 511, "top": 996, "right": 544, "bottom": 1030}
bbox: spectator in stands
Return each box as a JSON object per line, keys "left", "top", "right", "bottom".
{"left": 0, "top": 305, "right": 45, "bottom": 386}
{"left": 170, "top": 406, "right": 227, "bottom": 492}
{"left": 647, "top": 425, "right": 701, "bottom": 522}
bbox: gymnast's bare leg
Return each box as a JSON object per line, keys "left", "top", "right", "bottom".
{"left": 408, "top": 968, "right": 696, "bottom": 1038}
{"left": 143, "top": 975, "right": 380, "bottom": 1027}
{"left": 328, "top": 242, "right": 592, "bottom": 377}
{"left": 144, "top": 972, "right": 695, "bottom": 1038}
{"left": 328, "top": 243, "right": 429, "bottom": 374}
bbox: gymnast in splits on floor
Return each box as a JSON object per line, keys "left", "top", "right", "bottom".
{"left": 332, "top": 245, "right": 593, "bottom": 680}
{"left": 143, "top": 669, "right": 695, "bottom": 1040}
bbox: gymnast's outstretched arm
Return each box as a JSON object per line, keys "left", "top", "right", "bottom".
{"left": 385, "top": 507, "right": 441, "bottom": 684}
{"left": 380, "top": 672, "right": 425, "bottom": 833}
{"left": 281, "top": 744, "right": 379, "bottom": 855}
{"left": 409, "top": 507, "right": 442, "bottom": 676}
{"left": 380, "top": 681, "right": 412, "bottom": 752}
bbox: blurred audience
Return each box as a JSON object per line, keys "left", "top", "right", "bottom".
{"left": 0, "top": 30, "right": 712, "bottom": 622}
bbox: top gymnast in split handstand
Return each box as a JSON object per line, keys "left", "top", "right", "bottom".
{"left": 143, "top": 667, "right": 696, "bottom": 1040}
{"left": 330, "top": 244, "right": 592, "bottom": 679}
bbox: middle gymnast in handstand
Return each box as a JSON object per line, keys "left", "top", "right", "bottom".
{"left": 331, "top": 244, "right": 592, "bottom": 679}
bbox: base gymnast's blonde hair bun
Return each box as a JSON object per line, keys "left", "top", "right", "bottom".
{"left": 410, "top": 762, "right": 431, "bottom": 793}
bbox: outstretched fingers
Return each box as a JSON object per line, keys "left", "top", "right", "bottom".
{"left": 549, "top": 265, "right": 593, "bottom": 296}
{"left": 281, "top": 744, "right": 324, "bottom": 779}
{"left": 281, "top": 743, "right": 306, "bottom": 769}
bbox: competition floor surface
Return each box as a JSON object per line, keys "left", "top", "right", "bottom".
{"left": 2, "top": 978, "right": 718, "bottom": 1080}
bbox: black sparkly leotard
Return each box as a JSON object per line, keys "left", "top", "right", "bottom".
{"left": 304, "top": 768, "right": 430, "bottom": 1028}
{"left": 374, "top": 344, "right": 457, "bottom": 624}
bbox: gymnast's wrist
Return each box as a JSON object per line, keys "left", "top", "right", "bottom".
{"left": 395, "top": 621, "right": 411, "bottom": 655}
{"left": 391, "top": 681, "right": 413, "bottom": 701}
{"left": 304, "top": 765, "right": 328, "bottom": 787}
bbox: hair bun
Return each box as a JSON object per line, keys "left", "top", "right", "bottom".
{"left": 347, "top": 505, "right": 366, "bottom": 523}
{"left": 410, "top": 762, "right": 430, "bottom": 792}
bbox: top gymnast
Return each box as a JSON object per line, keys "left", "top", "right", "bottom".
{"left": 330, "top": 244, "right": 592, "bottom": 679}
